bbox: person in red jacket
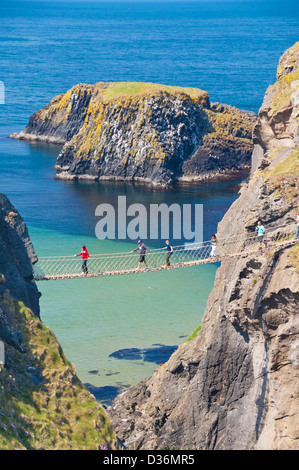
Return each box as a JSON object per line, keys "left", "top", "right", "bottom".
{"left": 75, "top": 245, "right": 90, "bottom": 274}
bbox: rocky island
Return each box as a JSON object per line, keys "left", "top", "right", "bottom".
{"left": 107, "top": 43, "right": 299, "bottom": 449}
{"left": 10, "top": 82, "right": 256, "bottom": 188}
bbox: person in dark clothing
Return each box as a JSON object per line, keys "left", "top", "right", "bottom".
{"left": 164, "top": 240, "right": 173, "bottom": 266}
{"left": 75, "top": 245, "right": 90, "bottom": 274}
{"left": 131, "top": 240, "right": 150, "bottom": 269}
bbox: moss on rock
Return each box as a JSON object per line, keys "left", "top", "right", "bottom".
{"left": 11, "top": 81, "right": 256, "bottom": 188}
{"left": 0, "top": 292, "right": 117, "bottom": 450}
{"left": 270, "top": 42, "right": 299, "bottom": 115}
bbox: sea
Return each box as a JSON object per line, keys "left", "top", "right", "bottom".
{"left": 0, "top": 0, "right": 298, "bottom": 406}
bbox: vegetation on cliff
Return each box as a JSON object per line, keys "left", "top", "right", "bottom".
{"left": 0, "top": 291, "right": 117, "bottom": 450}
{"left": 271, "top": 42, "right": 299, "bottom": 115}
{"left": 107, "top": 43, "right": 299, "bottom": 451}
{"left": 253, "top": 42, "right": 299, "bottom": 219}
{"left": 0, "top": 194, "right": 117, "bottom": 450}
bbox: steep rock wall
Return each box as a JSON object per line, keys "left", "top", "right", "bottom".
{"left": 0, "top": 194, "right": 40, "bottom": 318}
{"left": 107, "top": 44, "right": 299, "bottom": 450}
{"left": 0, "top": 194, "right": 117, "bottom": 449}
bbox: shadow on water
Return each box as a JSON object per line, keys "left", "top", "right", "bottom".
{"left": 109, "top": 343, "right": 178, "bottom": 363}
{"left": 84, "top": 343, "right": 178, "bottom": 407}
{"left": 84, "top": 384, "right": 125, "bottom": 408}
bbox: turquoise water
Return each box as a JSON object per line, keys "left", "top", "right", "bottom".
{"left": 1, "top": 129, "right": 239, "bottom": 406}
{"left": 26, "top": 178, "right": 229, "bottom": 404}
{"left": 1, "top": 0, "right": 298, "bottom": 405}
{"left": 37, "top": 244, "right": 217, "bottom": 397}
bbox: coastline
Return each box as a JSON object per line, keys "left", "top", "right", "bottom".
{"left": 9, "top": 130, "right": 251, "bottom": 189}
{"left": 54, "top": 166, "right": 251, "bottom": 188}
{"left": 9, "top": 131, "right": 66, "bottom": 145}
{"left": 9, "top": 82, "right": 255, "bottom": 190}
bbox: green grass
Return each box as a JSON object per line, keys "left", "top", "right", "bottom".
{"left": 270, "top": 42, "right": 299, "bottom": 114}
{"left": 99, "top": 81, "right": 208, "bottom": 101}
{"left": 288, "top": 245, "right": 299, "bottom": 273}
{"left": 186, "top": 325, "right": 201, "bottom": 342}
{"left": 0, "top": 291, "right": 117, "bottom": 450}
{"left": 271, "top": 79, "right": 295, "bottom": 115}
{"left": 270, "top": 146, "right": 299, "bottom": 176}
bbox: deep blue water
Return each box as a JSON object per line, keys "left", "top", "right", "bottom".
{"left": 0, "top": 1, "right": 298, "bottom": 403}
{"left": 1, "top": 0, "right": 298, "bottom": 242}
{"left": 1, "top": 0, "right": 299, "bottom": 133}
{"left": 0, "top": 131, "right": 244, "bottom": 247}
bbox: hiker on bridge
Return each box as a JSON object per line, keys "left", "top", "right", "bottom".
{"left": 210, "top": 234, "right": 218, "bottom": 258}
{"left": 75, "top": 245, "right": 90, "bottom": 274}
{"left": 131, "top": 240, "right": 150, "bottom": 269}
{"left": 163, "top": 240, "right": 173, "bottom": 267}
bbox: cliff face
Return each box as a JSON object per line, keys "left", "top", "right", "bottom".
{"left": 0, "top": 194, "right": 40, "bottom": 319}
{"left": 0, "top": 194, "right": 117, "bottom": 449}
{"left": 10, "top": 82, "right": 255, "bottom": 188}
{"left": 107, "top": 44, "right": 299, "bottom": 450}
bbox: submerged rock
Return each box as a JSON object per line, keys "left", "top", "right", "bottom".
{"left": 109, "top": 344, "right": 178, "bottom": 364}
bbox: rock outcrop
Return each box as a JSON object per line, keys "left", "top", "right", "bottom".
{"left": 107, "top": 44, "right": 299, "bottom": 450}
{"left": 0, "top": 194, "right": 40, "bottom": 318}
{"left": 0, "top": 194, "right": 117, "bottom": 449}
{"left": 10, "top": 82, "right": 256, "bottom": 188}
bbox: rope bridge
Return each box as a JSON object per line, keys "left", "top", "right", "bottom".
{"left": 33, "top": 224, "right": 298, "bottom": 281}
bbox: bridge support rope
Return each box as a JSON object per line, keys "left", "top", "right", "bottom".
{"left": 33, "top": 224, "right": 298, "bottom": 281}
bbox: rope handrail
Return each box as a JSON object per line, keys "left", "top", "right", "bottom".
{"left": 33, "top": 223, "right": 298, "bottom": 280}
{"left": 36, "top": 222, "right": 297, "bottom": 259}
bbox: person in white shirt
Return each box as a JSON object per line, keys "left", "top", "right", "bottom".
{"left": 210, "top": 234, "right": 217, "bottom": 257}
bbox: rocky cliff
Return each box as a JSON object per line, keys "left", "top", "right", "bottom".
{"left": 107, "top": 44, "right": 299, "bottom": 450}
{"left": 10, "top": 82, "right": 256, "bottom": 188}
{"left": 0, "top": 194, "right": 117, "bottom": 449}
{"left": 0, "top": 195, "right": 40, "bottom": 319}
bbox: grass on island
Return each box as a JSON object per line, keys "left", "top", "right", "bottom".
{"left": 99, "top": 81, "right": 209, "bottom": 102}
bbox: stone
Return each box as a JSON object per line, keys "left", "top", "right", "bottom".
{"left": 107, "top": 43, "right": 299, "bottom": 451}
{"left": 10, "top": 82, "right": 256, "bottom": 188}
{"left": 0, "top": 193, "right": 40, "bottom": 317}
